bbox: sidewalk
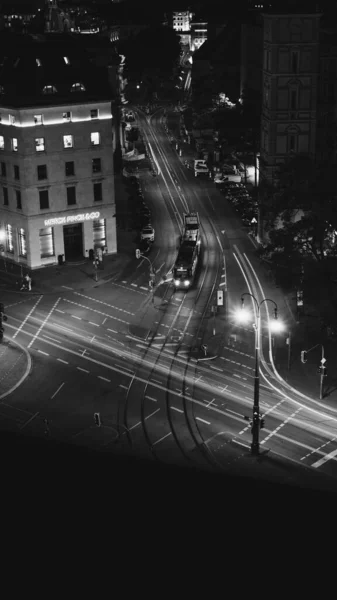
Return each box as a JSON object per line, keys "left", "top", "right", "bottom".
{"left": 0, "top": 337, "right": 31, "bottom": 400}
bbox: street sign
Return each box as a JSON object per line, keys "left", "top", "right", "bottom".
{"left": 217, "top": 290, "right": 224, "bottom": 306}
{"left": 321, "top": 357, "right": 327, "bottom": 364}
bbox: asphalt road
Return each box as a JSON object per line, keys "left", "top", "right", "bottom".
{"left": 1, "top": 107, "right": 337, "bottom": 490}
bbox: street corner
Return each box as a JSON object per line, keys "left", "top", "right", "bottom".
{"left": 0, "top": 337, "right": 32, "bottom": 400}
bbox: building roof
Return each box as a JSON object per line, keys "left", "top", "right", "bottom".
{"left": 0, "top": 32, "right": 114, "bottom": 107}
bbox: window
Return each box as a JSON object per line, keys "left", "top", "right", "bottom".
{"left": 93, "top": 219, "right": 106, "bottom": 249}
{"left": 63, "top": 135, "right": 73, "bottom": 149}
{"left": 3, "top": 187, "right": 8, "bottom": 206}
{"left": 290, "top": 90, "right": 297, "bottom": 110}
{"left": 289, "top": 135, "right": 296, "bottom": 151}
{"left": 90, "top": 132, "right": 100, "bottom": 146}
{"left": 14, "top": 165, "right": 20, "bottom": 180}
{"left": 1, "top": 162, "right": 6, "bottom": 177}
{"left": 65, "top": 161, "right": 75, "bottom": 176}
{"left": 0, "top": 136, "right": 4, "bottom": 150}
{"left": 34, "top": 114, "right": 43, "bottom": 125}
{"left": 92, "top": 158, "right": 101, "bottom": 173}
{"left": 6, "top": 224, "right": 14, "bottom": 253}
{"left": 90, "top": 109, "right": 98, "bottom": 119}
{"left": 63, "top": 111, "right": 71, "bottom": 122}
{"left": 42, "top": 85, "right": 57, "bottom": 94}
{"left": 16, "top": 190, "right": 21, "bottom": 209}
{"left": 12, "top": 138, "right": 18, "bottom": 152}
{"left": 71, "top": 82, "right": 85, "bottom": 92}
{"left": 37, "top": 164, "right": 47, "bottom": 180}
{"left": 9, "top": 114, "right": 15, "bottom": 125}
{"left": 66, "top": 186, "right": 76, "bottom": 206}
{"left": 35, "top": 137, "right": 45, "bottom": 152}
{"left": 291, "top": 51, "right": 298, "bottom": 73}
{"left": 39, "top": 227, "right": 54, "bottom": 258}
{"left": 93, "top": 182, "right": 102, "bottom": 202}
{"left": 39, "top": 189, "right": 49, "bottom": 210}
{"left": 63, "top": 56, "right": 70, "bottom": 65}
{"left": 18, "top": 228, "right": 27, "bottom": 257}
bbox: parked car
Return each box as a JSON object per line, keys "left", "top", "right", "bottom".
{"left": 140, "top": 224, "right": 155, "bottom": 242}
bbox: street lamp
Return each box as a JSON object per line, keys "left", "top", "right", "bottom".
{"left": 235, "top": 292, "right": 283, "bottom": 456}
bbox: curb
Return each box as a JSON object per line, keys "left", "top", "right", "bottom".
{"left": 0, "top": 337, "right": 32, "bottom": 400}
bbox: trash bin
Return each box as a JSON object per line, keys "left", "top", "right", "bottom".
{"left": 58, "top": 254, "right": 63, "bottom": 266}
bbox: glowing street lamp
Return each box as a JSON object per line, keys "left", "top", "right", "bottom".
{"left": 236, "top": 293, "right": 283, "bottom": 455}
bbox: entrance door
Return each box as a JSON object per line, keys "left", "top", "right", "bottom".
{"left": 63, "top": 224, "right": 83, "bottom": 260}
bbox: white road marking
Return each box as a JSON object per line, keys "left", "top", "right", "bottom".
{"left": 43, "top": 334, "right": 60, "bottom": 344}
{"left": 72, "top": 315, "right": 82, "bottom": 320}
{"left": 171, "top": 406, "right": 183, "bottom": 413}
{"left": 51, "top": 382, "right": 65, "bottom": 400}
{"left": 28, "top": 298, "right": 61, "bottom": 349}
{"left": 145, "top": 396, "right": 157, "bottom": 402}
{"left": 77, "top": 367, "right": 89, "bottom": 373}
{"left": 37, "top": 349, "right": 49, "bottom": 356}
{"left": 196, "top": 417, "right": 211, "bottom": 425}
{"left": 210, "top": 365, "right": 222, "bottom": 372}
{"left": 89, "top": 322, "right": 99, "bottom": 327}
{"left": 62, "top": 286, "right": 73, "bottom": 290}
{"left": 261, "top": 407, "right": 302, "bottom": 445}
{"left": 233, "top": 373, "right": 241, "bottom": 378}
{"left": 108, "top": 328, "right": 118, "bottom": 334}
{"left": 55, "top": 309, "right": 65, "bottom": 313}
{"left": 140, "top": 286, "right": 148, "bottom": 291}
{"left": 131, "top": 283, "right": 137, "bottom": 287}
{"left": 119, "top": 384, "right": 128, "bottom": 390}
{"left": 20, "top": 412, "right": 39, "bottom": 430}
{"left": 129, "top": 408, "right": 160, "bottom": 431}
{"left": 232, "top": 439, "right": 250, "bottom": 450}
{"left": 102, "top": 318, "right": 107, "bottom": 325}
{"left": 57, "top": 358, "right": 68, "bottom": 364}
{"left": 311, "top": 448, "right": 337, "bottom": 469}
{"left": 226, "top": 409, "right": 243, "bottom": 418}
{"left": 12, "top": 295, "right": 43, "bottom": 340}
{"left": 152, "top": 432, "right": 172, "bottom": 446}
{"left": 98, "top": 376, "right": 111, "bottom": 383}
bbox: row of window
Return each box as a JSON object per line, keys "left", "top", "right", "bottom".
{"left": 0, "top": 82, "right": 87, "bottom": 97}
{"left": 0, "top": 132, "right": 101, "bottom": 152}
{"left": 0, "top": 158, "right": 102, "bottom": 180}
{"left": 3, "top": 219, "right": 106, "bottom": 259}
{"left": 2, "top": 183, "right": 103, "bottom": 210}
{"left": 0, "top": 108, "right": 99, "bottom": 125}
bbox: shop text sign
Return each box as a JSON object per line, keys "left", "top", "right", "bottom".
{"left": 44, "top": 212, "right": 100, "bottom": 227}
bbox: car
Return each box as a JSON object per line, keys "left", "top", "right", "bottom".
{"left": 140, "top": 224, "right": 155, "bottom": 242}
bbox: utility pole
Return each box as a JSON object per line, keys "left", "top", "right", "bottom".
{"left": 287, "top": 331, "right": 291, "bottom": 371}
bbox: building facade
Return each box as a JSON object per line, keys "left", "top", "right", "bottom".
{"left": 260, "top": 12, "right": 321, "bottom": 185}
{"left": 0, "top": 35, "right": 116, "bottom": 269}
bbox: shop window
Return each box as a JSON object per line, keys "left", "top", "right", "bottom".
{"left": 6, "top": 224, "right": 14, "bottom": 253}
{"left": 93, "top": 182, "right": 102, "bottom": 202}
{"left": 34, "top": 114, "right": 43, "bottom": 125}
{"left": 1, "top": 162, "right": 6, "bottom": 176}
{"left": 37, "top": 164, "right": 47, "bottom": 180}
{"left": 92, "top": 158, "right": 101, "bottom": 173}
{"left": 3, "top": 187, "right": 8, "bottom": 206}
{"left": 35, "top": 137, "right": 45, "bottom": 152}
{"left": 0, "top": 135, "right": 4, "bottom": 150}
{"left": 93, "top": 218, "right": 106, "bottom": 248}
{"left": 14, "top": 165, "right": 20, "bottom": 180}
{"left": 39, "top": 227, "right": 54, "bottom": 258}
{"left": 65, "top": 161, "right": 75, "bottom": 176}
{"left": 39, "top": 189, "right": 49, "bottom": 210}
{"left": 90, "top": 132, "right": 100, "bottom": 146}
{"left": 63, "top": 111, "right": 71, "bottom": 122}
{"left": 63, "top": 135, "right": 73, "bottom": 149}
{"left": 18, "top": 227, "right": 27, "bottom": 257}
{"left": 90, "top": 109, "right": 98, "bottom": 119}
{"left": 12, "top": 138, "right": 18, "bottom": 152}
{"left": 66, "top": 186, "right": 76, "bottom": 206}
{"left": 16, "top": 190, "right": 21, "bottom": 209}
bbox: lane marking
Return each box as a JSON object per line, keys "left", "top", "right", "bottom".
{"left": 77, "top": 367, "right": 89, "bottom": 373}
{"left": 140, "top": 286, "right": 148, "bottom": 291}
{"left": 55, "top": 309, "right": 65, "bottom": 314}
{"left": 98, "top": 376, "right": 111, "bottom": 383}
{"left": 196, "top": 417, "right": 211, "bottom": 425}
{"left": 152, "top": 431, "right": 172, "bottom": 446}
{"left": 73, "top": 291, "right": 135, "bottom": 315}
{"left": 62, "top": 286, "right": 73, "bottom": 290}
{"left": 12, "top": 295, "right": 43, "bottom": 340}
{"left": 28, "top": 297, "right": 61, "bottom": 349}
{"left": 57, "top": 358, "right": 68, "bottom": 364}
{"left": 145, "top": 396, "right": 157, "bottom": 402}
{"left": 37, "top": 349, "right": 49, "bottom": 356}
{"left": 129, "top": 408, "right": 161, "bottom": 431}
{"left": 102, "top": 318, "right": 107, "bottom": 325}
{"left": 72, "top": 315, "right": 82, "bottom": 320}
{"left": 108, "top": 328, "right": 118, "bottom": 334}
{"left": 119, "top": 384, "right": 128, "bottom": 390}
{"left": 311, "top": 448, "right": 337, "bottom": 469}
{"left": 43, "top": 334, "right": 60, "bottom": 344}
{"left": 261, "top": 407, "right": 302, "bottom": 445}
{"left": 51, "top": 382, "right": 65, "bottom": 400}
{"left": 89, "top": 322, "right": 99, "bottom": 327}
{"left": 20, "top": 411, "right": 39, "bottom": 430}
{"left": 171, "top": 406, "right": 183, "bottom": 413}
{"left": 210, "top": 365, "right": 222, "bottom": 372}
{"left": 227, "top": 409, "right": 244, "bottom": 418}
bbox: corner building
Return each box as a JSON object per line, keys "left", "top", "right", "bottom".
{"left": 0, "top": 33, "right": 116, "bottom": 269}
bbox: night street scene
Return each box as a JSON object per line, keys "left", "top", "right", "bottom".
{"left": 2, "top": 0, "right": 337, "bottom": 535}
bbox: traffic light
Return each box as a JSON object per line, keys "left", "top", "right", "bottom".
{"left": 318, "top": 366, "right": 327, "bottom": 377}
{"left": 260, "top": 418, "right": 265, "bottom": 429}
{"left": 301, "top": 350, "right": 307, "bottom": 363}
{"left": 94, "top": 412, "right": 101, "bottom": 427}
{"left": 135, "top": 249, "right": 141, "bottom": 259}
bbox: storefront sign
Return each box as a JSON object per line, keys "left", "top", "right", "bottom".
{"left": 44, "top": 212, "right": 100, "bottom": 227}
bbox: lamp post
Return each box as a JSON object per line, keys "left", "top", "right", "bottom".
{"left": 237, "top": 293, "right": 282, "bottom": 456}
